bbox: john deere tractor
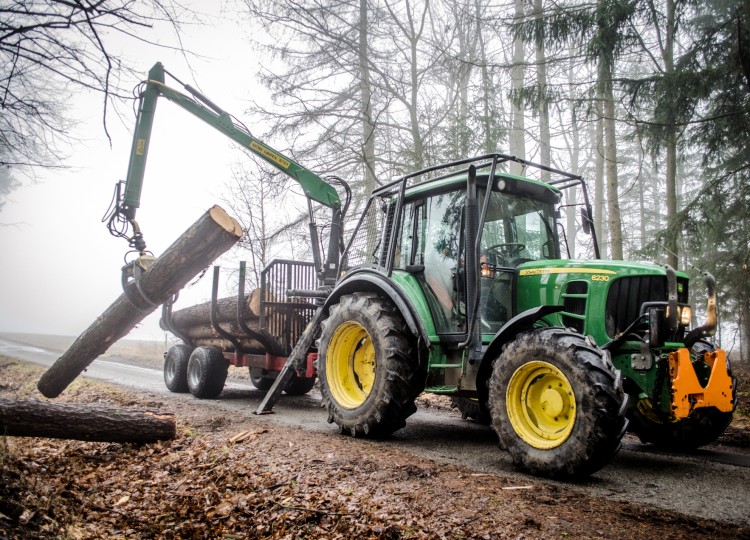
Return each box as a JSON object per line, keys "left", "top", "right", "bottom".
{"left": 311, "top": 155, "right": 736, "bottom": 478}
{"left": 113, "top": 63, "right": 735, "bottom": 479}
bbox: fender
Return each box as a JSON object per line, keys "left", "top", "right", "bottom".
{"left": 323, "top": 269, "right": 429, "bottom": 342}
{"left": 476, "top": 305, "right": 564, "bottom": 406}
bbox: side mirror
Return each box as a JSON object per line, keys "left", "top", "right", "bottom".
{"left": 580, "top": 208, "right": 591, "bottom": 235}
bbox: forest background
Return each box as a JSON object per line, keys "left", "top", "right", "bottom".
{"left": 1, "top": 0, "right": 748, "bottom": 359}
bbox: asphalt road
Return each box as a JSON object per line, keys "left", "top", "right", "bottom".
{"left": 2, "top": 336, "right": 748, "bottom": 526}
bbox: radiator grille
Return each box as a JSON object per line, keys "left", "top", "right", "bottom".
{"left": 260, "top": 260, "right": 318, "bottom": 354}
{"left": 605, "top": 275, "right": 689, "bottom": 338}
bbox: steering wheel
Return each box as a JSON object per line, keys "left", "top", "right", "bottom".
{"left": 486, "top": 243, "right": 526, "bottom": 258}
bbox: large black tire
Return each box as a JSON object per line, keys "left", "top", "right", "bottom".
{"left": 187, "top": 346, "right": 229, "bottom": 399}
{"left": 163, "top": 344, "right": 193, "bottom": 393}
{"left": 249, "top": 369, "right": 274, "bottom": 392}
{"left": 318, "top": 293, "right": 422, "bottom": 437}
{"left": 284, "top": 373, "right": 317, "bottom": 396}
{"left": 249, "top": 369, "right": 316, "bottom": 395}
{"left": 450, "top": 396, "right": 491, "bottom": 425}
{"left": 628, "top": 341, "right": 736, "bottom": 450}
{"left": 489, "top": 328, "right": 628, "bottom": 479}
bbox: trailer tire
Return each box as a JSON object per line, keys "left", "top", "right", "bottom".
{"left": 187, "top": 346, "right": 228, "bottom": 399}
{"left": 249, "top": 370, "right": 274, "bottom": 392}
{"left": 284, "top": 374, "right": 316, "bottom": 396}
{"left": 628, "top": 341, "right": 736, "bottom": 450}
{"left": 450, "top": 397, "right": 491, "bottom": 425}
{"left": 318, "top": 293, "right": 421, "bottom": 437}
{"left": 489, "top": 328, "right": 627, "bottom": 479}
{"left": 164, "top": 344, "right": 192, "bottom": 393}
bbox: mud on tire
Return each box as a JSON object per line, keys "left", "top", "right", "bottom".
{"left": 318, "top": 293, "right": 423, "bottom": 437}
{"left": 489, "top": 328, "right": 628, "bottom": 479}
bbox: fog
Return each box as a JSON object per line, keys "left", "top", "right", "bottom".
{"left": 0, "top": 5, "right": 271, "bottom": 342}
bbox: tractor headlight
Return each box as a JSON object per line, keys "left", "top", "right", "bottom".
{"left": 679, "top": 305, "right": 692, "bottom": 326}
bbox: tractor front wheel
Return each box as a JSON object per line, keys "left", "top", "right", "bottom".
{"left": 318, "top": 293, "right": 422, "bottom": 437}
{"left": 187, "top": 346, "right": 228, "bottom": 399}
{"left": 489, "top": 328, "right": 628, "bottom": 479}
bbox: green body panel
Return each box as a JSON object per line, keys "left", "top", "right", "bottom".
{"left": 514, "top": 259, "right": 687, "bottom": 346}
{"left": 390, "top": 270, "right": 439, "bottom": 341}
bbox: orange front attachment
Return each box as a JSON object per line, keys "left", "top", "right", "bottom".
{"left": 668, "top": 348, "right": 734, "bottom": 419}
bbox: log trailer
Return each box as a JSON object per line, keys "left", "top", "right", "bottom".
{"left": 108, "top": 62, "right": 737, "bottom": 478}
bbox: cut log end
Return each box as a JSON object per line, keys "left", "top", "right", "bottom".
{"left": 209, "top": 205, "right": 243, "bottom": 236}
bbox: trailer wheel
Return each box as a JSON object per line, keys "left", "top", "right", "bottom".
{"left": 164, "top": 344, "right": 193, "bottom": 393}
{"left": 318, "top": 293, "right": 421, "bottom": 437}
{"left": 187, "top": 346, "right": 228, "bottom": 399}
{"left": 489, "top": 328, "right": 627, "bottom": 479}
{"left": 249, "top": 369, "right": 274, "bottom": 392}
{"left": 284, "top": 374, "right": 317, "bottom": 396}
{"left": 628, "top": 341, "right": 736, "bottom": 450}
{"left": 450, "top": 397, "right": 491, "bottom": 425}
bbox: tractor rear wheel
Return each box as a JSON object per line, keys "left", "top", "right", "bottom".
{"left": 489, "top": 328, "right": 627, "bottom": 479}
{"left": 628, "top": 341, "right": 736, "bottom": 450}
{"left": 318, "top": 293, "right": 421, "bottom": 437}
{"left": 187, "top": 346, "right": 228, "bottom": 399}
{"left": 164, "top": 344, "right": 192, "bottom": 393}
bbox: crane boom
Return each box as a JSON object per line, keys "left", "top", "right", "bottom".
{"left": 120, "top": 62, "right": 340, "bottom": 221}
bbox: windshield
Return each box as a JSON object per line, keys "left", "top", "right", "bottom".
{"left": 480, "top": 189, "right": 560, "bottom": 268}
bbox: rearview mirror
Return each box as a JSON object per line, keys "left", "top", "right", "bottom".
{"left": 580, "top": 208, "right": 592, "bottom": 235}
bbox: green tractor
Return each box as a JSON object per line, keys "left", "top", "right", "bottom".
{"left": 310, "top": 155, "right": 736, "bottom": 479}
{"left": 113, "top": 64, "right": 735, "bottom": 479}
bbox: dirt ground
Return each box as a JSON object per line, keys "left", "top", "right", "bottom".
{"left": 1, "top": 357, "right": 749, "bottom": 540}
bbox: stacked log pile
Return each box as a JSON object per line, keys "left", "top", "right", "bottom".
{"left": 160, "top": 290, "right": 281, "bottom": 353}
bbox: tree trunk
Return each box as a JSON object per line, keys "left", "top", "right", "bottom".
{"left": 594, "top": 79, "right": 607, "bottom": 257}
{"left": 534, "top": 0, "right": 551, "bottom": 182}
{"left": 509, "top": 0, "right": 526, "bottom": 174}
{"left": 37, "top": 205, "right": 243, "bottom": 398}
{"left": 359, "top": 0, "right": 377, "bottom": 194}
{"left": 602, "top": 58, "right": 623, "bottom": 260}
{"left": 0, "top": 398, "right": 175, "bottom": 443}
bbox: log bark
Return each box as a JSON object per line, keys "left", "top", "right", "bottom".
{"left": 0, "top": 398, "right": 175, "bottom": 443}
{"left": 37, "top": 205, "right": 243, "bottom": 398}
{"left": 163, "top": 290, "right": 261, "bottom": 329}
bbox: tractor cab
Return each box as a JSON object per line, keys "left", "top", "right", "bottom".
{"left": 392, "top": 172, "right": 563, "bottom": 339}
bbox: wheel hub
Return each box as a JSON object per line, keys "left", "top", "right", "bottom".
{"left": 326, "top": 321, "right": 375, "bottom": 409}
{"left": 506, "top": 360, "right": 576, "bottom": 449}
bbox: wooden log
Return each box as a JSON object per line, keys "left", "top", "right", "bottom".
{"left": 37, "top": 205, "right": 243, "bottom": 398}
{"left": 0, "top": 398, "right": 175, "bottom": 443}
{"left": 163, "top": 289, "right": 262, "bottom": 329}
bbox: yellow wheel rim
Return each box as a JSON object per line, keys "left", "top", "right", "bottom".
{"left": 326, "top": 321, "right": 376, "bottom": 409}
{"left": 506, "top": 360, "right": 576, "bottom": 449}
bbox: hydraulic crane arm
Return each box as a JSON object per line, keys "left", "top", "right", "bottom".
{"left": 108, "top": 62, "right": 341, "bottom": 260}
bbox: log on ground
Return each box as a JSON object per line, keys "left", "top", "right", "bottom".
{"left": 37, "top": 205, "right": 243, "bottom": 398}
{"left": 0, "top": 398, "right": 176, "bottom": 443}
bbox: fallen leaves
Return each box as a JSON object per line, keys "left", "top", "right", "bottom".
{"left": 1, "top": 359, "right": 749, "bottom": 539}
